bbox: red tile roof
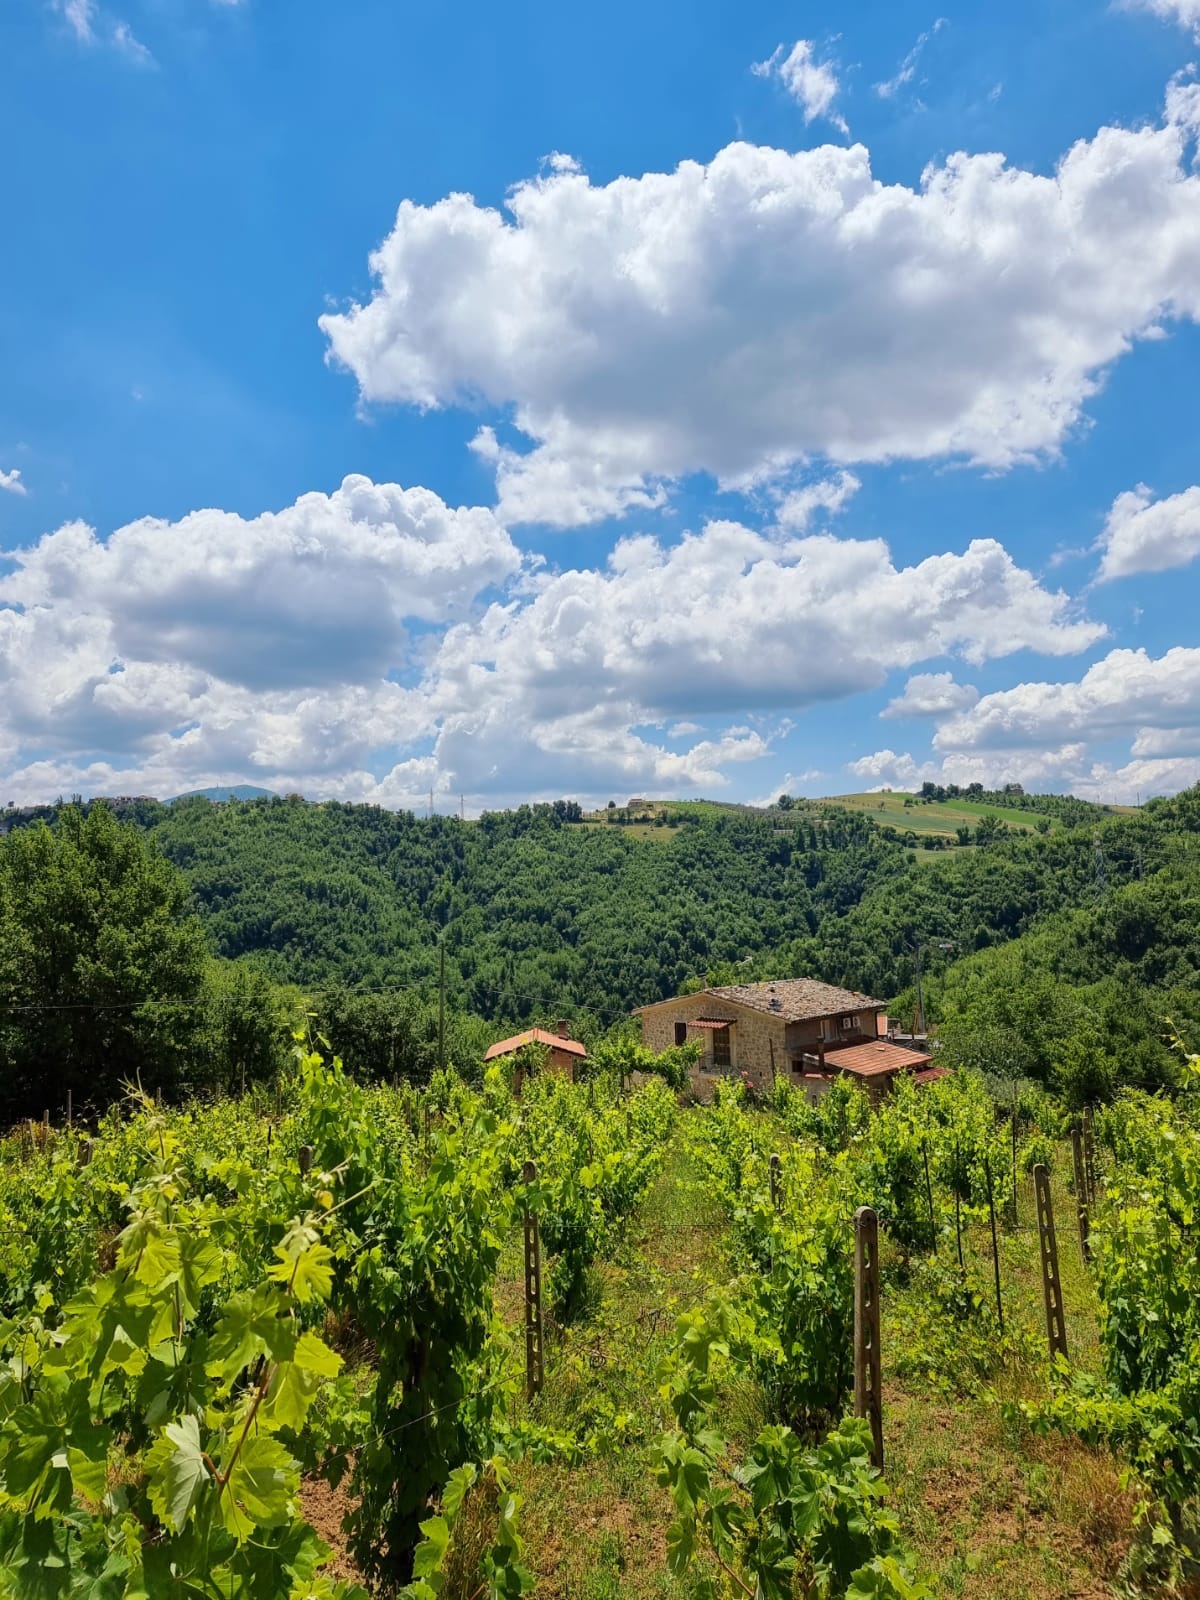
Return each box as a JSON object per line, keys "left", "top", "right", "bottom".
{"left": 483, "top": 1027, "right": 588, "bottom": 1061}
{"left": 821, "top": 1040, "right": 934, "bottom": 1079}
{"left": 688, "top": 1018, "right": 734, "bottom": 1029}
{"left": 912, "top": 1066, "right": 949, "bottom": 1085}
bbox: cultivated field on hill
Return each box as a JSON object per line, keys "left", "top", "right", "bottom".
{"left": 818, "top": 791, "right": 1052, "bottom": 836}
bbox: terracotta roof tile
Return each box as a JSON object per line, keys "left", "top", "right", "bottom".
{"left": 483, "top": 1028, "right": 588, "bottom": 1061}
{"left": 821, "top": 1040, "right": 934, "bottom": 1079}
{"left": 912, "top": 1065, "right": 949, "bottom": 1084}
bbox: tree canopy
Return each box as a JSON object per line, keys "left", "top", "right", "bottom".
{"left": 0, "top": 804, "right": 210, "bottom": 1116}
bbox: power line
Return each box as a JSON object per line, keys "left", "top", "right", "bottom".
{"left": 0, "top": 975, "right": 641, "bottom": 1023}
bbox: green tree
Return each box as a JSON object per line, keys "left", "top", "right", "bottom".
{"left": 0, "top": 803, "right": 210, "bottom": 1116}
{"left": 200, "top": 960, "right": 303, "bottom": 1096}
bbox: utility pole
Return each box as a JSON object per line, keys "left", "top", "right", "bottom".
{"left": 913, "top": 941, "right": 925, "bottom": 1038}
{"left": 438, "top": 939, "right": 446, "bottom": 1074}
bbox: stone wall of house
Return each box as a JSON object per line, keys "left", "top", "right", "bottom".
{"left": 640, "top": 994, "right": 885, "bottom": 1096}
{"left": 639, "top": 994, "right": 788, "bottom": 1091}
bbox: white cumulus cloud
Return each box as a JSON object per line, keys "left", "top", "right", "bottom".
{"left": 753, "top": 41, "right": 848, "bottom": 131}
{"left": 773, "top": 472, "right": 861, "bottom": 531}
{"left": 0, "top": 469, "right": 27, "bottom": 497}
{"left": 0, "top": 490, "right": 1103, "bottom": 808}
{"left": 1096, "top": 483, "right": 1200, "bottom": 580}
{"left": 882, "top": 672, "right": 979, "bottom": 718}
{"left": 426, "top": 526, "right": 1100, "bottom": 745}
{"left": 933, "top": 647, "right": 1200, "bottom": 751}
{"left": 1124, "top": 0, "right": 1200, "bottom": 37}
{"left": 2, "top": 474, "right": 520, "bottom": 694}
{"left": 322, "top": 83, "right": 1200, "bottom": 527}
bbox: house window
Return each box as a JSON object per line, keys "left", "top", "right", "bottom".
{"left": 712, "top": 1026, "right": 732, "bottom": 1070}
{"left": 674, "top": 1021, "right": 688, "bottom": 1046}
{"left": 840, "top": 1014, "right": 860, "bottom": 1033}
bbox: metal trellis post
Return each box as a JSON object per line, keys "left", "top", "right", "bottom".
{"left": 984, "top": 1155, "right": 1004, "bottom": 1336}
{"left": 523, "top": 1159, "right": 544, "bottom": 1399}
{"left": 854, "top": 1206, "right": 883, "bottom": 1470}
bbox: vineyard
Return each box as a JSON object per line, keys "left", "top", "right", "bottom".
{"left": 0, "top": 1044, "right": 1198, "bottom": 1599}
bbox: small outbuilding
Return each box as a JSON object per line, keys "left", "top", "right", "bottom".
{"left": 483, "top": 1022, "right": 588, "bottom": 1088}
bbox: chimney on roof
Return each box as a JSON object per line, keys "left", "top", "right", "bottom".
{"left": 555, "top": 1019, "right": 570, "bottom": 1038}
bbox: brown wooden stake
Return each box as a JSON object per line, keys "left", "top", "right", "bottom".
{"left": 854, "top": 1205, "right": 883, "bottom": 1470}
{"left": 768, "top": 1037, "right": 777, "bottom": 1090}
{"left": 1071, "top": 1126, "right": 1091, "bottom": 1264}
{"left": 298, "top": 1144, "right": 313, "bottom": 1176}
{"left": 769, "top": 1153, "right": 782, "bottom": 1211}
{"left": 1082, "top": 1107, "right": 1098, "bottom": 1210}
{"left": 984, "top": 1155, "right": 1004, "bottom": 1336}
{"left": 1033, "top": 1163, "right": 1068, "bottom": 1362}
{"left": 78, "top": 1137, "right": 93, "bottom": 1169}
{"left": 522, "top": 1159, "right": 544, "bottom": 1399}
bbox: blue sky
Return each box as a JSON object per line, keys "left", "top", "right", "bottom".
{"left": 2, "top": 0, "right": 1199, "bottom": 810}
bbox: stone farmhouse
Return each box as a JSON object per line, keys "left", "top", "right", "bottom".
{"left": 635, "top": 978, "right": 941, "bottom": 1103}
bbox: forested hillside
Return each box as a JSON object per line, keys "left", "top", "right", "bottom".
{"left": 140, "top": 795, "right": 906, "bottom": 1019}
{"left": 5, "top": 785, "right": 1196, "bottom": 1106}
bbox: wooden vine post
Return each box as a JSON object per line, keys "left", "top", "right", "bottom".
{"left": 854, "top": 1206, "right": 883, "bottom": 1470}
{"left": 1011, "top": 1080, "right": 1019, "bottom": 1228}
{"left": 1033, "top": 1163, "right": 1068, "bottom": 1361}
{"left": 522, "top": 1160, "right": 544, "bottom": 1399}
{"left": 1071, "top": 1126, "right": 1091, "bottom": 1263}
{"left": 298, "top": 1144, "right": 313, "bottom": 1177}
{"left": 1082, "top": 1107, "right": 1098, "bottom": 1210}
{"left": 769, "top": 1153, "right": 782, "bottom": 1212}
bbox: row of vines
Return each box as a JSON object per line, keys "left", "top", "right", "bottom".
{"left": 1, "top": 1036, "right": 1198, "bottom": 1598}
{"left": 0, "top": 1050, "right": 679, "bottom": 1598}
